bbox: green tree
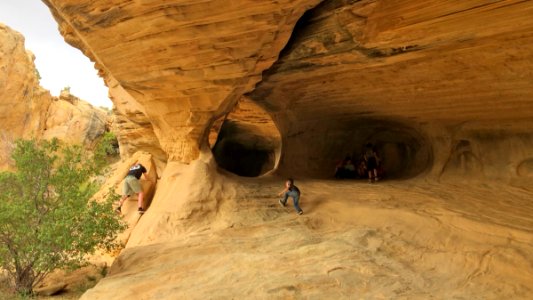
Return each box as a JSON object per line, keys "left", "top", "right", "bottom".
{"left": 98, "top": 131, "right": 119, "bottom": 157}
{"left": 0, "top": 138, "right": 125, "bottom": 295}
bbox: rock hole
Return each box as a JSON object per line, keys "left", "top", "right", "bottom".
{"left": 276, "top": 119, "right": 432, "bottom": 180}
{"left": 209, "top": 98, "right": 281, "bottom": 177}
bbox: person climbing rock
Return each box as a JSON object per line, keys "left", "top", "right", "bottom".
{"left": 278, "top": 178, "right": 303, "bottom": 215}
{"left": 116, "top": 162, "right": 151, "bottom": 214}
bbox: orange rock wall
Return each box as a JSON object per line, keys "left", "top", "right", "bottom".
{"left": 249, "top": 0, "right": 533, "bottom": 180}
{"left": 43, "top": 0, "right": 322, "bottom": 162}
{"left": 0, "top": 24, "right": 50, "bottom": 142}
{"left": 0, "top": 23, "right": 109, "bottom": 169}
{"left": 41, "top": 0, "right": 533, "bottom": 182}
{"left": 108, "top": 76, "right": 166, "bottom": 164}
{"left": 33, "top": 3, "right": 533, "bottom": 298}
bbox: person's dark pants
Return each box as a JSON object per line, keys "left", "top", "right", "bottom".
{"left": 281, "top": 190, "right": 302, "bottom": 213}
{"left": 366, "top": 157, "right": 377, "bottom": 170}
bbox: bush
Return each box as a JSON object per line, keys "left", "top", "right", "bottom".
{"left": 98, "top": 132, "right": 119, "bottom": 156}
{"left": 0, "top": 138, "right": 125, "bottom": 295}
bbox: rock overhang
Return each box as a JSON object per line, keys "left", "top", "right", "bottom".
{"left": 41, "top": 0, "right": 533, "bottom": 180}
{"left": 42, "top": 0, "right": 322, "bottom": 163}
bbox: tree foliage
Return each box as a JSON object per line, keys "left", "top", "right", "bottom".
{"left": 34, "top": 68, "right": 41, "bottom": 81}
{"left": 0, "top": 138, "right": 125, "bottom": 295}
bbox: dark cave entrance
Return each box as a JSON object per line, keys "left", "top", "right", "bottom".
{"left": 367, "top": 126, "right": 432, "bottom": 179}
{"left": 209, "top": 98, "right": 281, "bottom": 177}
{"left": 275, "top": 120, "right": 433, "bottom": 180}
{"left": 245, "top": 0, "right": 434, "bottom": 180}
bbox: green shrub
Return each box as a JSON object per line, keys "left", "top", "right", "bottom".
{"left": 0, "top": 138, "right": 125, "bottom": 295}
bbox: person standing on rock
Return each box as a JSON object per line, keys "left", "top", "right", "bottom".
{"left": 278, "top": 178, "right": 303, "bottom": 215}
{"left": 116, "top": 162, "right": 150, "bottom": 214}
{"left": 364, "top": 143, "right": 380, "bottom": 183}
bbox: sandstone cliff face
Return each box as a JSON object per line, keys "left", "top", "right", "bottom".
{"left": 0, "top": 23, "right": 109, "bottom": 168}
{"left": 43, "top": 0, "right": 321, "bottom": 162}
{"left": 43, "top": 90, "right": 108, "bottom": 146}
{"left": 250, "top": 0, "right": 533, "bottom": 180}
{"left": 0, "top": 24, "right": 50, "bottom": 142}
{"left": 39, "top": 1, "right": 533, "bottom": 299}
{"left": 108, "top": 76, "right": 166, "bottom": 165}
{"left": 42, "top": 0, "right": 533, "bottom": 181}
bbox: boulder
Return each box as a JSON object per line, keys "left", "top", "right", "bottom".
{"left": 34, "top": 282, "right": 67, "bottom": 296}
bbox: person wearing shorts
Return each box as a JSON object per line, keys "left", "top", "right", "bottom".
{"left": 116, "top": 163, "right": 149, "bottom": 214}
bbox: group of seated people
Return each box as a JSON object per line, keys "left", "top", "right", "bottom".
{"left": 334, "top": 143, "right": 383, "bottom": 183}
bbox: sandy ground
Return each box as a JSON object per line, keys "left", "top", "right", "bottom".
{"left": 78, "top": 172, "right": 533, "bottom": 299}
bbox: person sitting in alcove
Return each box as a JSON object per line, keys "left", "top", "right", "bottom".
{"left": 334, "top": 156, "right": 349, "bottom": 179}
{"left": 335, "top": 156, "right": 357, "bottom": 179}
{"left": 344, "top": 158, "right": 357, "bottom": 178}
{"left": 357, "top": 158, "right": 367, "bottom": 178}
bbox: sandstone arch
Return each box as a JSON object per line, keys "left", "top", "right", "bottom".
{"left": 42, "top": 0, "right": 322, "bottom": 163}
{"left": 37, "top": 1, "right": 533, "bottom": 299}
{"left": 209, "top": 98, "right": 281, "bottom": 177}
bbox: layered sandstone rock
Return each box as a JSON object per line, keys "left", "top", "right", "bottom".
{"left": 250, "top": 0, "right": 533, "bottom": 180}
{"left": 0, "top": 24, "right": 51, "bottom": 168}
{"left": 43, "top": 0, "right": 322, "bottom": 162}
{"left": 107, "top": 76, "right": 167, "bottom": 165}
{"left": 42, "top": 0, "right": 533, "bottom": 180}
{"left": 210, "top": 96, "right": 281, "bottom": 177}
{"left": 40, "top": 1, "right": 533, "bottom": 299}
{"left": 0, "top": 23, "right": 109, "bottom": 168}
{"left": 43, "top": 90, "right": 109, "bottom": 146}
{"left": 81, "top": 176, "right": 533, "bottom": 299}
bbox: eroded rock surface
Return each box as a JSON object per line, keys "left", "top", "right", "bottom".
{"left": 211, "top": 97, "right": 281, "bottom": 177}
{"left": 0, "top": 24, "right": 51, "bottom": 167}
{"left": 42, "top": 0, "right": 533, "bottom": 180}
{"left": 82, "top": 174, "right": 533, "bottom": 299}
{"left": 43, "top": 90, "right": 108, "bottom": 146}
{"left": 43, "top": 0, "right": 321, "bottom": 162}
{"left": 39, "top": 1, "right": 533, "bottom": 299}
{"left": 107, "top": 76, "right": 167, "bottom": 164}
{"left": 250, "top": 0, "right": 533, "bottom": 179}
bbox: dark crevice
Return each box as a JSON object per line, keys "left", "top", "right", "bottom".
{"left": 277, "top": 119, "right": 433, "bottom": 180}
{"left": 212, "top": 120, "right": 279, "bottom": 177}
{"left": 210, "top": 99, "right": 282, "bottom": 177}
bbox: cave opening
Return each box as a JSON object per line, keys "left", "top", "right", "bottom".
{"left": 209, "top": 98, "right": 281, "bottom": 177}
{"left": 246, "top": 0, "right": 435, "bottom": 181}
{"left": 365, "top": 126, "right": 432, "bottom": 179}
{"left": 275, "top": 120, "right": 433, "bottom": 180}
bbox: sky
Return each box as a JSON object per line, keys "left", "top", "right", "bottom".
{"left": 0, "top": 0, "right": 112, "bottom": 108}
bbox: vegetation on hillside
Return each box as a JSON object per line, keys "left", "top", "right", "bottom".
{"left": 0, "top": 138, "right": 125, "bottom": 295}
